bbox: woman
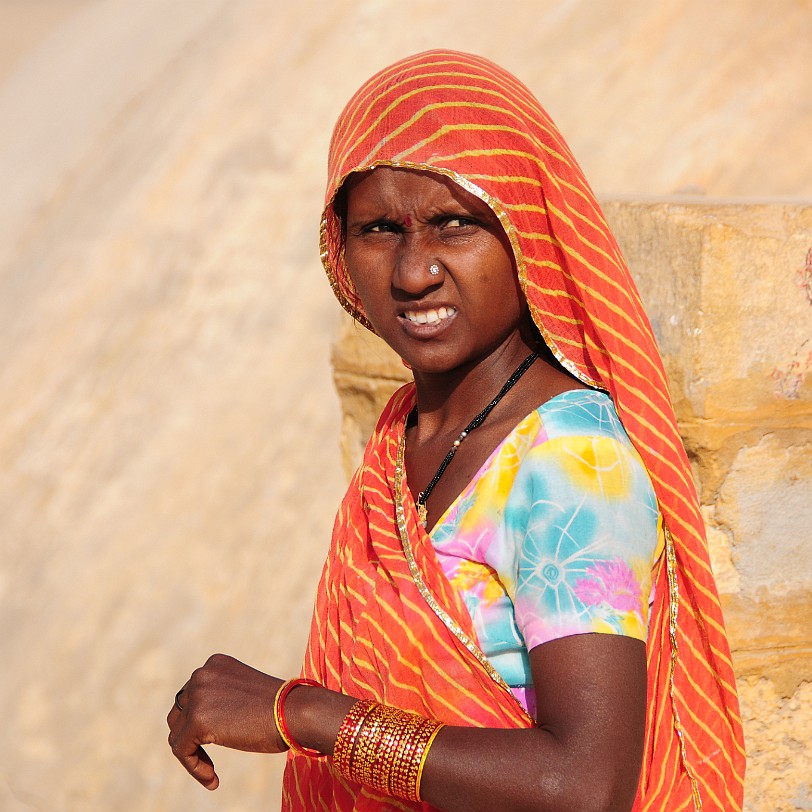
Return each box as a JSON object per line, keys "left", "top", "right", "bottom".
{"left": 167, "top": 50, "right": 745, "bottom": 811}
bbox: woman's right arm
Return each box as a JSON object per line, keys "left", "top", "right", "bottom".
{"left": 170, "top": 630, "right": 644, "bottom": 811}
{"left": 285, "top": 630, "right": 646, "bottom": 812}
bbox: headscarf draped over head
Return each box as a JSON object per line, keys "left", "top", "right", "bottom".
{"left": 298, "top": 50, "right": 744, "bottom": 811}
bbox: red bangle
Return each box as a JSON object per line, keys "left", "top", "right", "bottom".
{"left": 273, "top": 678, "right": 327, "bottom": 758}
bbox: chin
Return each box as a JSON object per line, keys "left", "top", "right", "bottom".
{"left": 405, "top": 352, "right": 473, "bottom": 377}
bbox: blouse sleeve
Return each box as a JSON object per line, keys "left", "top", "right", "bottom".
{"left": 502, "top": 433, "right": 662, "bottom": 650}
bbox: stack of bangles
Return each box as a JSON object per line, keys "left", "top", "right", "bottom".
{"left": 274, "top": 679, "right": 445, "bottom": 803}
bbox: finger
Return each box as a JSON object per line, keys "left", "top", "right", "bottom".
{"left": 173, "top": 738, "right": 219, "bottom": 790}
{"left": 174, "top": 682, "right": 190, "bottom": 710}
{"left": 167, "top": 679, "right": 191, "bottom": 727}
{"left": 169, "top": 709, "right": 220, "bottom": 791}
{"left": 192, "top": 745, "right": 219, "bottom": 790}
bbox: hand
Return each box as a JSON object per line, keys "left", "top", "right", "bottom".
{"left": 166, "top": 653, "right": 287, "bottom": 790}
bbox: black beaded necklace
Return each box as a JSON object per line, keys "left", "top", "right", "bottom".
{"left": 412, "top": 349, "right": 538, "bottom": 527}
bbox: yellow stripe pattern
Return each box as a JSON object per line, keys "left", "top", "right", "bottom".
{"left": 289, "top": 49, "right": 745, "bottom": 811}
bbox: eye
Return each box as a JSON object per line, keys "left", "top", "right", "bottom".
{"left": 441, "top": 215, "right": 477, "bottom": 229}
{"left": 363, "top": 220, "right": 398, "bottom": 234}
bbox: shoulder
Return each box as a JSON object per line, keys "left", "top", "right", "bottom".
{"left": 511, "top": 389, "right": 657, "bottom": 511}
{"left": 507, "top": 393, "right": 663, "bottom": 648}
{"left": 534, "top": 389, "right": 630, "bottom": 445}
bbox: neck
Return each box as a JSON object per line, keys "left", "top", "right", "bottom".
{"left": 410, "top": 334, "right": 537, "bottom": 440}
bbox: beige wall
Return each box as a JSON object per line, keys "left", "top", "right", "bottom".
{"left": 333, "top": 200, "right": 812, "bottom": 812}
{"left": 1, "top": 0, "right": 810, "bottom": 809}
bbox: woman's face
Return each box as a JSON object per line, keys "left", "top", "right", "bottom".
{"left": 342, "top": 167, "right": 528, "bottom": 375}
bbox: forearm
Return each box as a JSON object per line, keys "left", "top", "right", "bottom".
{"left": 283, "top": 684, "right": 639, "bottom": 812}
{"left": 167, "top": 638, "right": 644, "bottom": 806}
{"left": 420, "top": 724, "right": 637, "bottom": 812}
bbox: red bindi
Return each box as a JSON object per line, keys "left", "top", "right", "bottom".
{"left": 404, "top": 214, "right": 413, "bottom": 227}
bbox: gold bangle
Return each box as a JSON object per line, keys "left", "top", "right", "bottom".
{"left": 367, "top": 705, "right": 407, "bottom": 795}
{"left": 353, "top": 704, "right": 399, "bottom": 787}
{"left": 333, "top": 699, "right": 375, "bottom": 779}
{"left": 400, "top": 717, "right": 441, "bottom": 801}
{"left": 387, "top": 712, "right": 423, "bottom": 797}
{"left": 272, "top": 678, "right": 326, "bottom": 758}
{"left": 380, "top": 714, "right": 414, "bottom": 797}
{"left": 329, "top": 699, "right": 445, "bottom": 803}
{"left": 415, "top": 723, "right": 444, "bottom": 801}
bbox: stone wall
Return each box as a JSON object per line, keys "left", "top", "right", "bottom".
{"left": 332, "top": 200, "right": 812, "bottom": 812}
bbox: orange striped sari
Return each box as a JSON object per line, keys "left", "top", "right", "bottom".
{"left": 282, "top": 50, "right": 745, "bottom": 811}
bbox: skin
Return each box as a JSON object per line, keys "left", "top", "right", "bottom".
{"left": 167, "top": 167, "right": 647, "bottom": 812}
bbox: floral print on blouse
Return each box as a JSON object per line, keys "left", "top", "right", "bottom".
{"left": 429, "top": 389, "right": 664, "bottom": 718}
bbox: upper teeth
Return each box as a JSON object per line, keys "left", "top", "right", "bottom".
{"left": 404, "top": 307, "right": 456, "bottom": 324}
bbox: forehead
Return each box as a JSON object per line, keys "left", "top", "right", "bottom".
{"left": 342, "top": 166, "right": 494, "bottom": 218}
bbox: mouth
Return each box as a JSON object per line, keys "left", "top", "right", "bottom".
{"left": 401, "top": 306, "right": 457, "bottom": 325}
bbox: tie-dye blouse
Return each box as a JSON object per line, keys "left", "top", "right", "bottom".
{"left": 429, "top": 389, "right": 664, "bottom": 718}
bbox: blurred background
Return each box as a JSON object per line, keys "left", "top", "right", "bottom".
{"left": 0, "top": 1, "right": 810, "bottom": 810}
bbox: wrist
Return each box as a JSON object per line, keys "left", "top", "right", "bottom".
{"left": 273, "top": 679, "right": 326, "bottom": 757}
{"left": 280, "top": 681, "right": 356, "bottom": 757}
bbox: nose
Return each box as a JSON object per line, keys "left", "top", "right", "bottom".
{"left": 393, "top": 234, "right": 442, "bottom": 295}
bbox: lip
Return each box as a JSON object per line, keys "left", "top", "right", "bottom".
{"left": 397, "top": 305, "right": 457, "bottom": 337}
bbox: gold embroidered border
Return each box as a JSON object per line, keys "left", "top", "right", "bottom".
{"left": 393, "top": 427, "right": 534, "bottom": 726}
{"left": 665, "top": 524, "right": 702, "bottom": 811}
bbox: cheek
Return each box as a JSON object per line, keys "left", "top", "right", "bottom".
{"left": 344, "top": 263, "right": 390, "bottom": 329}
{"left": 344, "top": 249, "right": 373, "bottom": 296}
{"left": 345, "top": 238, "right": 385, "bottom": 280}
{"left": 487, "top": 250, "right": 522, "bottom": 305}
{"left": 347, "top": 263, "right": 380, "bottom": 299}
